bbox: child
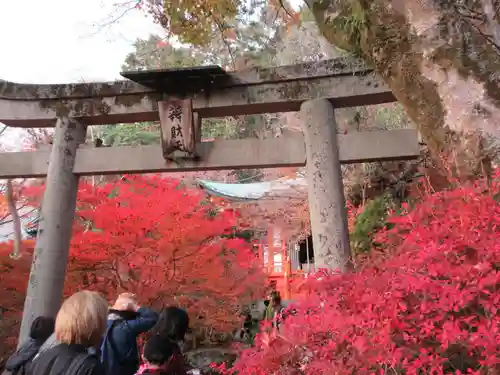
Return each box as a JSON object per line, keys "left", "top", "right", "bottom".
{"left": 136, "top": 335, "right": 187, "bottom": 375}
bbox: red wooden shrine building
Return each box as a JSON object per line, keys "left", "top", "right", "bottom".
{"left": 197, "top": 178, "right": 314, "bottom": 300}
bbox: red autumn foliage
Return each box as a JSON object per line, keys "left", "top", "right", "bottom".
{"left": 0, "top": 175, "right": 265, "bottom": 363}
{"left": 0, "top": 241, "right": 35, "bottom": 358}
{"left": 216, "top": 171, "right": 500, "bottom": 375}
{"left": 65, "top": 175, "right": 266, "bottom": 333}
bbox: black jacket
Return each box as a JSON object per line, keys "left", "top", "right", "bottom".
{"left": 4, "top": 338, "right": 41, "bottom": 374}
{"left": 26, "top": 344, "right": 104, "bottom": 375}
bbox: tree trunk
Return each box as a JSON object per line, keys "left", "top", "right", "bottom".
{"left": 307, "top": 0, "right": 500, "bottom": 181}
{"left": 6, "top": 180, "right": 22, "bottom": 259}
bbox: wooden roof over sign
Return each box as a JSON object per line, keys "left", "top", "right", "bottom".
{"left": 121, "top": 65, "right": 229, "bottom": 96}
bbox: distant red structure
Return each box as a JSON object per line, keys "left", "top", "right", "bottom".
{"left": 198, "top": 179, "right": 314, "bottom": 301}
{"left": 255, "top": 225, "right": 291, "bottom": 299}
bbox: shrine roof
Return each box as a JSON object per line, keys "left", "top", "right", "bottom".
{"left": 197, "top": 177, "right": 307, "bottom": 202}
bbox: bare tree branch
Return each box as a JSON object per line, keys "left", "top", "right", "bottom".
{"left": 6, "top": 180, "right": 22, "bottom": 259}
{"left": 81, "top": 0, "right": 141, "bottom": 38}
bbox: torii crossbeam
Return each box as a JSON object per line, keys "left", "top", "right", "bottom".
{"left": 0, "top": 58, "right": 420, "bottom": 345}
{"left": 0, "top": 59, "right": 393, "bottom": 127}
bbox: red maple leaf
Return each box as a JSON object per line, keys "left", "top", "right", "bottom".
{"left": 219, "top": 169, "right": 500, "bottom": 375}
{"left": 0, "top": 175, "right": 266, "bottom": 355}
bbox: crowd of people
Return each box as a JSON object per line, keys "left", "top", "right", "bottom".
{"left": 2, "top": 291, "right": 193, "bottom": 375}
{"left": 3, "top": 289, "right": 287, "bottom": 375}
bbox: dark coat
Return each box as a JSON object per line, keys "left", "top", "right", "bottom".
{"left": 4, "top": 338, "right": 40, "bottom": 374}
{"left": 34, "top": 333, "right": 96, "bottom": 362}
{"left": 25, "top": 344, "right": 104, "bottom": 375}
{"left": 162, "top": 352, "right": 188, "bottom": 375}
{"left": 100, "top": 307, "right": 158, "bottom": 375}
{"left": 36, "top": 333, "right": 59, "bottom": 357}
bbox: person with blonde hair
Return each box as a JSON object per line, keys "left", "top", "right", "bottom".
{"left": 26, "top": 290, "right": 107, "bottom": 375}
{"left": 100, "top": 293, "right": 158, "bottom": 375}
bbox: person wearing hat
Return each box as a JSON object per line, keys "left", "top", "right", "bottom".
{"left": 100, "top": 293, "right": 158, "bottom": 375}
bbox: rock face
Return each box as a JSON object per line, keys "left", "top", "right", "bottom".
{"left": 185, "top": 348, "right": 237, "bottom": 374}
{"left": 308, "top": 0, "right": 500, "bottom": 180}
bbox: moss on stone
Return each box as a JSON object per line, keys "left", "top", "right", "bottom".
{"left": 312, "top": 0, "right": 498, "bottom": 181}
{"left": 310, "top": 0, "right": 366, "bottom": 57}
{"left": 350, "top": 194, "right": 391, "bottom": 254}
{"left": 313, "top": 0, "right": 450, "bottom": 163}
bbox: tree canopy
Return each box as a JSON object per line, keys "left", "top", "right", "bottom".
{"left": 134, "top": 0, "right": 499, "bottom": 181}
{"left": 215, "top": 170, "right": 500, "bottom": 375}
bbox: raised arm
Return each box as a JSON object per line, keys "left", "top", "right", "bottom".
{"left": 126, "top": 306, "right": 159, "bottom": 334}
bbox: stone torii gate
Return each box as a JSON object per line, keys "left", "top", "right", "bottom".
{"left": 0, "top": 58, "right": 420, "bottom": 343}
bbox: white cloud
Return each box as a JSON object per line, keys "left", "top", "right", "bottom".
{"left": 0, "top": 0, "right": 304, "bottom": 84}
{"left": 0, "top": 0, "right": 162, "bottom": 83}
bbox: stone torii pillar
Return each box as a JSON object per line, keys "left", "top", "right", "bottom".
{"left": 300, "top": 99, "right": 351, "bottom": 272}
{"left": 18, "top": 118, "right": 86, "bottom": 345}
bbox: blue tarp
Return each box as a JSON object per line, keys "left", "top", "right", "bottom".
{"left": 197, "top": 177, "right": 307, "bottom": 202}
{"left": 198, "top": 180, "right": 272, "bottom": 201}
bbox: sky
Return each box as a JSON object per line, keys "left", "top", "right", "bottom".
{"left": 0, "top": 0, "right": 165, "bottom": 83}
{"left": 0, "top": 0, "right": 303, "bottom": 84}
